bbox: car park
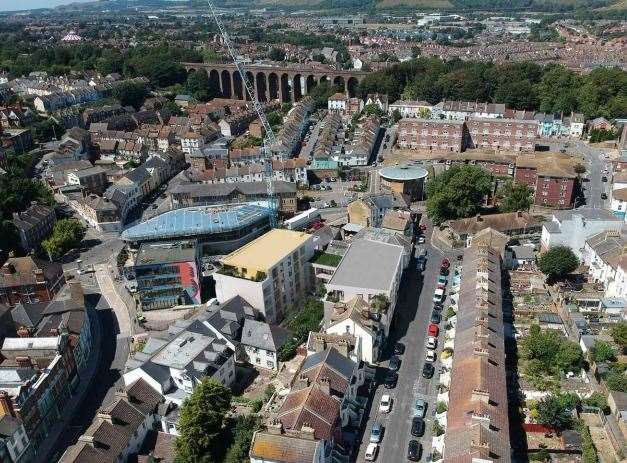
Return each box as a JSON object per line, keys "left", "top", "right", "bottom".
{"left": 425, "top": 350, "right": 436, "bottom": 363}
{"left": 407, "top": 440, "right": 422, "bottom": 461}
{"left": 428, "top": 323, "right": 439, "bottom": 337}
{"left": 422, "top": 363, "right": 435, "bottom": 379}
{"left": 411, "top": 417, "right": 425, "bottom": 437}
{"left": 389, "top": 355, "right": 401, "bottom": 371}
{"left": 379, "top": 394, "right": 392, "bottom": 413}
{"left": 425, "top": 336, "right": 437, "bottom": 349}
{"left": 414, "top": 399, "right": 427, "bottom": 417}
{"left": 365, "top": 443, "right": 379, "bottom": 461}
{"left": 370, "top": 422, "right": 383, "bottom": 443}
{"left": 384, "top": 371, "right": 398, "bottom": 388}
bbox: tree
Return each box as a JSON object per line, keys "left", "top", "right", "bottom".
{"left": 499, "top": 180, "right": 533, "bottom": 213}
{"left": 426, "top": 165, "right": 492, "bottom": 224}
{"left": 537, "top": 394, "right": 578, "bottom": 431}
{"left": 268, "top": 47, "right": 286, "bottom": 61}
{"left": 538, "top": 246, "right": 579, "bottom": 281}
{"left": 308, "top": 82, "right": 340, "bottom": 110}
{"left": 185, "top": 71, "right": 219, "bottom": 102}
{"left": 610, "top": 322, "right": 627, "bottom": 354}
{"left": 175, "top": 378, "right": 232, "bottom": 463}
{"left": 223, "top": 415, "right": 262, "bottom": 463}
{"left": 363, "top": 103, "right": 384, "bottom": 117}
{"left": 582, "top": 392, "right": 608, "bottom": 413}
{"left": 590, "top": 341, "right": 617, "bottom": 363}
{"left": 391, "top": 109, "right": 402, "bottom": 123}
{"left": 41, "top": 219, "right": 84, "bottom": 260}
{"left": 520, "top": 324, "right": 583, "bottom": 379}
{"left": 112, "top": 81, "right": 149, "bottom": 110}
{"left": 574, "top": 163, "right": 586, "bottom": 175}
{"left": 605, "top": 370, "right": 627, "bottom": 393}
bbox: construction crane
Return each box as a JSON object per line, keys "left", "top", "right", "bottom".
{"left": 207, "top": 0, "right": 279, "bottom": 228}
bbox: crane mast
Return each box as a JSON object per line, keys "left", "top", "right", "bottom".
{"left": 207, "top": 1, "right": 279, "bottom": 228}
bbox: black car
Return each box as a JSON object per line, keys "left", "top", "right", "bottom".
{"left": 422, "top": 363, "right": 435, "bottom": 379}
{"left": 601, "top": 192, "right": 608, "bottom": 199}
{"left": 407, "top": 440, "right": 422, "bottom": 461}
{"left": 430, "top": 311, "right": 441, "bottom": 324}
{"left": 602, "top": 176, "right": 608, "bottom": 182}
{"left": 394, "top": 342, "right": 405, "bottom": 355}
{"left": 384, "top": 371, "right": 398, "bottom": 388}
{"left": 411, "top": 417, "right": 425, "bottom": 437}
{"left": 389, "top": 355, "right": 401, "bottom": 371}
{"left": 433, "top": 302, "right": 443, "bottom": 311}
{"left": 439, "top": 268, "right": 449, "bottom": 277}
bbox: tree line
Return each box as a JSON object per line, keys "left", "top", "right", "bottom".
{"left": 358, "top": 57, "right": 627, "bottom": 119}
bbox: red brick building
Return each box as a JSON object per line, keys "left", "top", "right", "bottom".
{"left": 466, "top": 117, "right": 538, "bottom": 152}
{"left": 0, "top": 257, "right": 65, "bottom": 306}
{"left": 397, "top": 118, "right": 465, "bottom": 152}
{"left": 515, "top": 156, "right": 577, "bottom": 209}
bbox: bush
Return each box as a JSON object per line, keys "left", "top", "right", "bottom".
{"left": 537, "top": 393, "right": 579, "bottom": 430}
{"left": 42, "top": 219, "right": 85, "bottom": 260}
{"left": 436, "top": 401, "right": 448, "bottom": 414}
{"left": 590, "top": 341, "right": 616, "bottom": 363}
{"left": 445, "top": 307, "right": 456, "bottom": 320}
{"left": 582, "top": 392, "right": 608, "bottom": 414}
{"left": 432, "top": 421, "right": 444, "bottom": 436}
{"left": 575, "top": 421, "right": 598, "bottom": 463}
{"left": 520, "top": 324, "right": 583, "bottom": 379}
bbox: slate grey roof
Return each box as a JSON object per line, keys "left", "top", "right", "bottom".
{"left": 140, "top": 361, "right": 171, "bottom": 385}
{"left": 203, "top": 295, "right": 256, "bottom": 343}
{"left": 241, "top": 319, "right": 291, "bottom": 352}
{"left": 301, "top": 347, "right": 355, "bottom": 380}
{"left": 328, "top": 239, "right": 404, "bottom": 292}
{"left": 11, "top": 302, "right": 47, "bottom": 329}
{"left": 553, "top": 207, "right": 621, "bottom": 222}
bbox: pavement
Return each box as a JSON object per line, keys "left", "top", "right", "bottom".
{"left": 95, "top": 263, "right": 134, "bottom": 338}
{"left": 355, "top": 226, "right": 447, "bottom": 463}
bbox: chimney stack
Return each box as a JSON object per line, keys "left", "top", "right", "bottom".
{"left": 16, "top": 327, "right": 29, "bottom": 338}
{"left": 319, "top": 377, "right": 331, "bottom": 396}
{"left": 300, "top": 425, "right": 316, "bottom": 440}
{"left": 267, "top": 420, "right": 283, "bottom": 435}
{"left": 293, "top": 375, "right": 309, "bottom": 391}
{"left": 68, "top": 280, "right": 84, "bottom": 304}
{"left": 15, "top": 357, "right": 31, "bottom": 369}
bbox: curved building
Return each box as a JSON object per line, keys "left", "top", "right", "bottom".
{"left": 121, "top": 203, "right": 271, "bottom": 255}
{"left": 379, "top": 164, "right": 428, "bottom": 200}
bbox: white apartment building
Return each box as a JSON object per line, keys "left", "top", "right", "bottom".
{"left": 541, "top": 208, "right": 622, "bottom": 258}
{"left": 389, "top": 100, "right": 432, "bottom": 118}
{"left": 213, "top": 229, "right": 315, "bottom": 323}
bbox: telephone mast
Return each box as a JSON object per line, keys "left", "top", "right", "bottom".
{"left": 207, "top": 1, "right": 279, "bottom": 227}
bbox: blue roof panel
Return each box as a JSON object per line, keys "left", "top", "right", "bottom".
{"left": 121, "top": 203, "right": 270, "bottom": 242}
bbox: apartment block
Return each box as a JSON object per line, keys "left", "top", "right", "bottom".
{"left": 131, "top": 240, "right": 201, "bottom": 311}
{"left": 11, "top": 202, "right": 56, "bottom": 253}
{"left": 214, "top": 229, "right": 314, "bottom": 323}
{"left": 397, "top": 118, "right": 465, "bottom": 152}
{"left": 515, "top": 156, "right": 577, "bottom": 208}
{"left": 466, "top": 117, "right": 538, "bottom": 152}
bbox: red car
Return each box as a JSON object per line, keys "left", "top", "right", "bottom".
{"left": 441, "top": 258, "right": 450, "bottom": 269}
{"left": 428, "top": 323, "right": 439, "bottom": 337}
{"left": 419, "top": 224, "right": 427, "bottom": 232}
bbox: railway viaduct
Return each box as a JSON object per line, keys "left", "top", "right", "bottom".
{"left": 181, "top": 61, "right": 370, "bottom": 103}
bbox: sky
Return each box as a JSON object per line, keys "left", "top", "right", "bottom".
{"left": 0, "top": 0, "right": 93, "bottom": 12}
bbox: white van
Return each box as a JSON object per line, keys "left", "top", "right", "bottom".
{"left": 365, "top": 443, "right": 379, "bottom": 461}
{"left": 433, "top": 287, "right": 445, "bottom": 303}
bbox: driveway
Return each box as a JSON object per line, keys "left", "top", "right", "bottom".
{"left": 355, "top": 227, "right": 445, "bottom": 462}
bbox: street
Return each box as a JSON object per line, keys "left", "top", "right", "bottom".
{"left": 355, "top": 229, "right": 446, "bottom": 462}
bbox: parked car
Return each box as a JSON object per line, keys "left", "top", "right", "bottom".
{"left": 411, "top": 417, "right": 425, "bottom": 437}
{"left": 384, "top": 371, "right": 398, "bottom": 388}
{"left": 425, "top": 336, "right": 437, "bottom": 349}
{"left": 370, "top": 422, "right": 383, "bottom": 443}
{"left": 602, "top": 176, "right": 608, "bottom": 182}
{"left": 414, "top": 399, "right": 427, "bottom": 418}
{"left": 430, "top": 311, "right": 441, "bottom": 324}
{"left": 428, "top": 323, "right": 439, "bottom": 337}
{"left": 379, "top": 394, "right": 392, "bottom": 413}
{"left": 416, "top": 256, "right": 426, "bottom": 272}
{"left": 417, "top": 236, "right": 425, "bottom": 244}
{"left": 407, "top": 440, "right": 422, "bottom": 461}
{"left": 389, "top": 355, "right": 401, "bottom": 371}
{"left": 394, "top": 342, "right": 405, "bottom": 355}
{"left": 365, "top": 443, "right": 379, "bottom": 461}
{"left": 425, "top": 350, "right": 436, "bottom": 363}
{"left": 432, "top": 288, "right": 445, "bottom": 303}
{"left": 433, "top": 302, "right": 443, "bottom": 311}
{"left": 422, "top": 363, "right": 435, "bottom": 379}
{"left": 419, "top": 224, "right": 427, "bottom": 232}
{"left": 441, "top": 258, "right": 450, "bottom": 269}
{"left": 601, "top": 192, "right": 607, "bottom": 199}
{"left": 438, "top": 275, "right": 447, "bottom": 285}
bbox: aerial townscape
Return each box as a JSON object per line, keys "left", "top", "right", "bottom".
{"left": 0, "top": 0, "right": 626, "bottom": 462}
